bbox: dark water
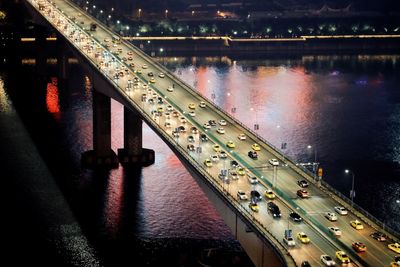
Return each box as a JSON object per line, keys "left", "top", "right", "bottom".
{"left": 1, "top": 52, "right": 400, "bottom": 266}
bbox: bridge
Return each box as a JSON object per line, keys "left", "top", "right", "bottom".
{"left": 24, "top": 0, "right": 399, "bottom": 266}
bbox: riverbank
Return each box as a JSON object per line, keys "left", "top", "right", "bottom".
{"left": 127, "top": 35, "right": 400, "bottom": 56}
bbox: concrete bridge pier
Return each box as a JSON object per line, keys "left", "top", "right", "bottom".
{"left": 117, "top": 107, "right": 155, "bottom": 167}
{"left": 81, "top": 90, "right": 119, "bottom": 168}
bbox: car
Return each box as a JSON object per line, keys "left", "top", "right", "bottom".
{"left": 159, "top": 72, "right": 165, "bottom": 78}
{"left": 301, "top": 261, "right": 311, "bottom": 267}
{"left": 164, "top": 122, "right": 171, "bottom": 128}
{"left": 218, "top": 119, "right": 227, "bottom": 126}
{"left": 187, "top": 135, "right": 195, "bottom": 143}
{"left": 334, "top": 206, "right": 348, "bottom": 215}
{"left": 188, "top": 103, "right": 196, "bottom": 109}
{"left": 167, "top": 86, "right": 174, "bottom": 92}
{"left": 352, "top": 242, "right": 367, "bottom": 252}
{"left": 172, "top": 130, "right": 179, "bottom": 138}
{"left": 213, "top": 144, "right": 221, "bottom": 152}
{"left": 328, "top": 226, "right": 342, "bottom": 236}
{"left": 191, "top": 127, "right": 198, "bottom": 134}
{"left": 283, "top": 236, "right": 296, "bottom": 247}
{"left": 179, "top": 116, "right": 187, "bottom": 123}
{"left": 289, "top": 212, "right": 302, "bottom": 222}
{"left": 264, "top": 189, "right": 276, "bottom": 199}
{"left": 208, "top": 120, "right": 217, "bottom": 126}
{"left": 250, "top": 190, "right": 262, "bottom": 202}
{"left": 269, "top": 158, "right": 279, "bottom": 166}
{"left": 391, "top": 262, "right": 400, "bottom": 267}
{"left": 237, "top": 190, "right": 248, "bottom": 200}
{"left": 142, "top": 64, "right": 148, "bottom": 69}
{"left": 200, "top": 134, "right": 208, "bottom": 142}
{"left": 251, "top": 143, "right": 261, "bottom": 151}
{"left": 230, "top": 171, "right": 238, "bottom": 180}
{"left": 226, "top": 141, "right": 235, "bottom": 148}
{"left": 335, "top": 251, "right": 350, "bottom": 264}
{"left": 147, "top": 72, "right": 154, "bottom": 77}
{"left": 199, "top": 101, "right": 206, "bottom": 108}
{"left": 187, "top": 144, "right": 195, "bottom": 151}
{"left": 136, "top": 68, "right": 142, "bottom": 74}
{"left": 142, "top": 83, "right": 149, "bottom": 89}
{"left": 350, "top": 220, "right": 364, "bottom": 230}
{"left": 267, "top": 202, "right": 281, "bottom": 218}
{"left": 249, "top": 202, "right": 259, "bottom": 212}
{"left": 388, "top": 243, "right": 400, "bottom": 254}
{"left": 231, "top": 160, "right": 239, "bottom": 167}
{"left": 248, "top": 151, "right": 258, "bottom": 159}
{"left": 297, "top": 189, "right": 309, "bottom": 198}
{"left": 320, "top": 255, "right": 336, "bottom": 266}
{"left": 237, "top": 167, "right": 246, "bottom": 176}
{"left": 395, "top": 255, "right": 400, "bottom": 263}
{"left": 157, "top": 107, "right": 164, "bottom": 113}
{"left": 172, "top": 111, "right": 179, "bottom": 117}
{"left": 188, "top": 111, "right": 196, "bottom": 117}
{"left": 177, "top": 125, "right": 186, "bottom": 133}
{"left": 238, "top": 133, "right": 246, "bottom": 140}
{"left": 219, "top": 151, "right": 227, "bottom": 159}
{"left": 166, "top": 105, "right": 174, "bottom": 111}
{"left": 210, "top": 155, "right": 219, "bottom": 162}
{"left": 297, "top": 232, "right": 310, "bottom": 244}
{"left": 203, "top": 123, "right": 211, "bottom": 129}
{"left": 324, "top": 212, "right": 338, "bottom": 221}
{"left": 217, "top": 127, "right": 225, "bottom": 134}
{"left": 370, "top": 231, "right": 387, "bottom": 241}
{"left": 218, "top": 173, "right": 227, "bottom": 180}
{"left": 149, "top": 77, "right": 156, "bottom": 83}
{"left": 297, "top": 180, "right": 309, "bottom": 188}
{"left": 248, "top": 176, "right": 258, "bottom": 184}
{"left": 203, "top": 159, "right": 213, "bottom": 167}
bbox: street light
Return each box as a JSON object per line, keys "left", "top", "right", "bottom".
{"left": 307, "top": 145, "right": 318, "bottom": 176}
{"left": 165, "top": 9, "right": 168, "bottom": 19}
{"left": 138, "top": 9, "right": 141, "bottom": 19}
{"left": 345, "top": 169, "right": 355, "bottom": 207}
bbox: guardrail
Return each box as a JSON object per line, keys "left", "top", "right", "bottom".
{"left": 28, "top": 1, "right": 298, "bottom": 266}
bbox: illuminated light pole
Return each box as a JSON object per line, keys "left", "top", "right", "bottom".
{"left": 192, "top": 10, "right": 194, "bottom": 16}
{"left": 345, "top": 169, "right": 355, "bottom": 207}
{"left": 307, "top": 145, "right": 318, "bottom": 177}
{"left": 165, "top": 9, "right": 168, "bottom": 19}
{"left": 138, "top": 9, "right": 142, "bottom": 20}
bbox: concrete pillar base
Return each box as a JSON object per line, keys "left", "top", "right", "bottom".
{"left": 81, "top": 150, "right": 119, "bottom": 169}
{"left": 117, "top": 148, "right": 155, "bottom": 167}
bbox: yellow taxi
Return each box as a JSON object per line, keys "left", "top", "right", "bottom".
{"left": 149, "top": 77, "right": 156, "bottom": 83}
{"left": 249, "top": 202, "right": 259, "bottom": 212}
{"left": 388, "top": 243, "right": 400, "bottom": 254}
{"left": 251, "top": 143, "right": 261, "bottom": 151}
{"left": 296, "top": 232, "right": 310, "bottom": 244}
{"left": 237, "top": 167, "right": 246, "bottom": 176}
{"left": 335, "top": 251, "right": 350, "bottom": 264}
{"left": 213, "top": 144, "right": 221, "bottom": 152}
{"left": 390, "top": 262, "right": 400, "bottom": 267}
{"left": 157, "top": 107, "right": 164, "bottom": 113}
{"left": 188, "top": 103, "right": 196, "bottom": 110}
{"left": 226, "top": 141, "right": 235, "bottom": 148}
{"left": 264, "top": 189, "right": 276, "bottom": 199}
{"left": 203, "top": 159, "right": 213, "bottom": 167}
{"left": 350, "top": 220, "right": 364, "bottom": 230}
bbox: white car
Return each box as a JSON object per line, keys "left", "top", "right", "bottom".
{"left": 320, "top": 255, "right": 336, "bottom": 266}
{"left": 248, "top": 176, "right": 258, "bottom": 184}
{"left": 199, "top": 101, "right": 206, "bottom": 108}
{"left": 188, "top": 111, "right": 196, "bottom": 117}
{"left": 179, "top": 117, "right": 187, "bottom": 123}
{"left": 142, "top": 64, "right": 148, "bottom": 69}
{"left": 325, "top": 212, "right": 338, "bottom": 221}
{"left": 269, "top": 158, "right": 279, "bottom": 166}
{"left": 166, "top": 105, "right": 174, "bottom": 111}
{"left": 203, "top": 123, "right": 211, "bottom": 129}
{"left": 334, "top": 206, "right": 348, "bottom": 215}
{"left": 283, "top": 236, "right": 296, "bottom": 247}
{"left": 238, "top": 134, "right": 246, "bottom": 140}
{"left": 328, "top": 226, "right": 342, "bottom": 236}
{"left": 217, "top": 127, "right": 225, "bottom": 134}
{"left": 210, "top": 155, "right": 219, "bottom": 162}
{"left": 237, "top": 190, "right": 248, "bottom": 200}
{"left": 167, "top": 86, "right": 174, "bottom": 92}
{"left": 218, "top": 119, "right": 227, "bottom": 126}
{"left": 159, "top": 73, "right": 165, "bottom": 78}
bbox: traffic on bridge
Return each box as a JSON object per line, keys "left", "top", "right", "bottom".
{"left": 27, "top": 0, "right": 400, "bottom": 266}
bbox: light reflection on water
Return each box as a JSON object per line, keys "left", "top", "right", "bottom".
{"left": 157, "top": 54, "right": 400, "bottom": 232}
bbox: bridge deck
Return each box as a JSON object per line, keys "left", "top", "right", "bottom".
{"left": 27, "top": 0, "right": 399, "bottom": 266}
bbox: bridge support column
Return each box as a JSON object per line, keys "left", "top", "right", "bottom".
{"left": 81, "top": 90, "right": 119, "bottom": 168}
{"left": 117, "top": 107, "right": 154, "bottom": 167}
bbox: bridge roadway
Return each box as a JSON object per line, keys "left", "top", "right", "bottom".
{"left": 27, "top": 0, "right": 399, "bottom": 266}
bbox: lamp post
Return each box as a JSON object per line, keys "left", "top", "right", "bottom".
{"left": 307, "top": 145, "right": 318, "bottom": 177}
{"left": 138, "top": 9, "right": 141, "bottom": 20}
{"left": 345, "top": 169, "right": 355, "bottom": 207}
{"left": 165, "top": 9, "right": 168, "bottom": 19}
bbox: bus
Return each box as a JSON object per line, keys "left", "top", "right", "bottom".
{"left": 112, "top": 35, "right": 121, "bottom": 44}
